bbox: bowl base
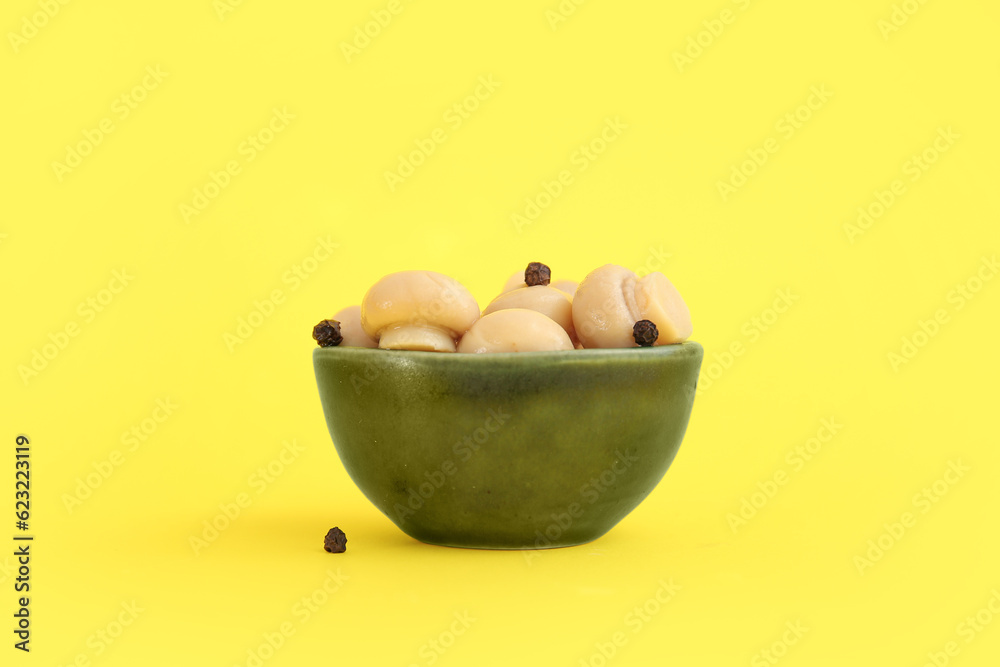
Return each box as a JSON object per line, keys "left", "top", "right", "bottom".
{"left": 401, "top": 525, "right": 609, "bottom": 550}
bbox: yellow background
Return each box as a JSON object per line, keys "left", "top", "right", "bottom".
{"left": 3, "top": 0, "right": 999, "bottom": 665}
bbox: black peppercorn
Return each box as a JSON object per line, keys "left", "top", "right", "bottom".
{"left": 524, "top": 262, "right": 551, "bottom": 287}
{"left": 313, "top": 320, "right": 343, "bottom": 347}
{"left": 633, "top": 319, "right": 659, "bottom": 347}
{"left": 324, "top": 527, "right": 347, "bottom": 553}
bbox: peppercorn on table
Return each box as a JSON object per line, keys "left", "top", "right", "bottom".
{"left": 3, "top": 1, "right": 999, "bottom": 666}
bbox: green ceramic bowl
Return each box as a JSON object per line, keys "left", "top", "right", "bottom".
{"left": 313, "top": 342, "right": 703, "bottom": 549}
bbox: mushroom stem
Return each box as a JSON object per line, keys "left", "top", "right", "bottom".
{"left": 378, "top": 324, "right": 457, "bottom": 352}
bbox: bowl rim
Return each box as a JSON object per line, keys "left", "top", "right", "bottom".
{"left": 313, "top": 340, "right": 703, "bottom": 365}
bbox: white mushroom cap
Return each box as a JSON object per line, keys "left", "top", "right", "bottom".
{"left": 572, "top": 264, "right": 692, "bottom": 348}
{"left": 634, "top": 272, "right": 692, "bottom": 344}
{"left": 361, "top": 271, "right": 480, "bottom": 352}
{"left": 572, "top": 264, "right": 639, "bottom": 349}
{"left": 482, "top": 285, "right": 576, "bottom": 343}
{"left": 332, "top": 305, "right": 378, "bottom": 348}
{"left": 457, "top": 309, "right": 574, "bottom": 353}
{"left": 551, "top": 279, "right": 578, "bottom": 296}
{"left": 500, "top": 271, "right": 526, "bottom": 294}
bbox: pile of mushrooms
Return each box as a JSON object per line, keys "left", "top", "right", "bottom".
{"left": 313, "top": 263, "right": 692, "bottom": 353}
